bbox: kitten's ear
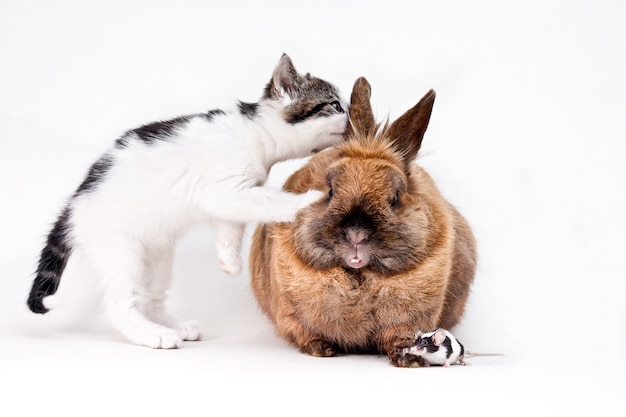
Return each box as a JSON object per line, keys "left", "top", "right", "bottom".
{"left": 270, "top": 53, "right": 301, "bottom": 99}
{"left": 385, "top": 89, "right": 435, "bottom": 166}
{"left": 346, "top": 77, "right": 376, "bottom": 138}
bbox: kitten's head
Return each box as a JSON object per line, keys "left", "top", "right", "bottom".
{"left": 263, "top": 54, "right": 348, "bottom": 153}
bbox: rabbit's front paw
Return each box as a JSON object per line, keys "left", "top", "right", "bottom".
{"left": 388, "top": 336, "right": 422, "bottom": 368}
{"left": 389, "top": 348, "right": 422, "bottom": 368}
{"left": 301, "top": 339, "right": 338, "bottom": 357}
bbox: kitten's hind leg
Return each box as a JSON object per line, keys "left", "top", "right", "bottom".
{"left": 143, "top": 246, "right": 201, "bottom": 342}
{"left": 214, "top": 221, "right": 244, "bottom": 276}
{"left": 85, "top": 240, "right": 183, "bottom": 349}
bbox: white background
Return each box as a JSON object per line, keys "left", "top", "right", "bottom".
{"left": 1, "top": 1, "right": 625, "bottom": 415}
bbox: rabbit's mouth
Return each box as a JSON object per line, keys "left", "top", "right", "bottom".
{"left": 348, "top": 256, "right": 366, "bottom": 268}
{"left": 343, "top": 244, "right": 370, "bottom": 269}
{"left": 342, "top": 227, "right": 372, "bottom": 269}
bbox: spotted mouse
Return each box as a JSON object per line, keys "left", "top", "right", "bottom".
{"left": 402, "top": 328, "right": 503, "bottom": 367}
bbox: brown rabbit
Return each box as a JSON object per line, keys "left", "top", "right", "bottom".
{"left": 249, "top": 77, "right": 477, "bottom": 367}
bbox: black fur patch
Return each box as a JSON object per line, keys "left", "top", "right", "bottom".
{"left": 28, "top": 206, "right": 72, "bottom": 314}
{"left": 116, "top": 111, "right": 224, "bottom": 149}
{"left": 114, "top": 135, "right": 130, "bottom": 149}
{"left": 203, "top": 109, "right": 226, "bottom": 120}
{"left": 75, "top": 154, "right": 114, "bottom": 195}
{"left": 238, "top": 101, "right": 258, "bottom": 119}
{"left": 286, "top": 102, "right": 329, "bottom": 124}
{"left": 131, "top": 115, "right": 192, "bottom": 145}
{"left": 441, "top": 336, "right": 454, "bottom": 359}
{"left": 424, "top": 337, "right": 441, "bottom": 354}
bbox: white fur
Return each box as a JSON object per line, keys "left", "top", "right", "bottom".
{"left": 65, "top": 97, "right": 347, "bottom": 349}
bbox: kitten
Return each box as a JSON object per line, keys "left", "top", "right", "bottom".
{"left": 27, "top": 54, "right": 348, "bottom": 349}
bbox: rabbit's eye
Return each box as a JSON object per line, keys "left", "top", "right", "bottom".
{"left": 329, "top": 101, "right": 344, "bottom": 113}
{"left": 390, "top": 194, "right": 400, "bottom": 208}
{"left": 327, "top": 187, "right": 334, "bottom": 200}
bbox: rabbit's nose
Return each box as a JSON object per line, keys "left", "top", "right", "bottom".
{"left": 346, "top": 228, "right": 370, "bottom": 245}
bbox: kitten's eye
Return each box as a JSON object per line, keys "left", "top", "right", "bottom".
{"left": 390, "top": 193, "right": 400, "bottom": 208}
{"left": 329, "top": 101, "right": 344, "bottom": 113}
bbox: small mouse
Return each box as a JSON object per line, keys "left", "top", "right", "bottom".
{"left": 402, "top": 328, "right": 503, "bottom": 367}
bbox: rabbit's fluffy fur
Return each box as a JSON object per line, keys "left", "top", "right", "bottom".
{"left": 249, "top": 77, "right": 476, "bottom": 367}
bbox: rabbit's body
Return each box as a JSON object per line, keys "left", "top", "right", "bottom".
{"left": 250, "top": 78, "right": 476, "bottom": 366}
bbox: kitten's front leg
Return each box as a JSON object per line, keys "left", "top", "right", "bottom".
{"left": 214, "top": 221, "right": 244, "bottom": 276}
{"left": 206, "top": 186, "right": 323, "bottom": 224}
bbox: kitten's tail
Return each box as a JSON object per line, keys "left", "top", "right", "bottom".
{"left": 27, "top": 206, "right": 73, "bottom": 314}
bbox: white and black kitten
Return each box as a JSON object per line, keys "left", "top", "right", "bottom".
{"left": 27, "top": 54, "right": 348, "bottom": 349}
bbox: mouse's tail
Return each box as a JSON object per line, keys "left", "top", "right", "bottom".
{"left": 465, "top": 352, "right": 505, "bottom": 357}
{"left": 27, "top": 206, "right": 73, "bottom": 314}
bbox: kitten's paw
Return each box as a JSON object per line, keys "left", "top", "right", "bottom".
{"left": 157, "top": 333, "right": 183, "bottom": 349}
{"left": 114, "top": 313, "right": 185, "bottom": 349}
{"left": 177, "top": 320, "right": 201, "bottom": 341}
{"left": 139, "top": 330, "right": 183, "bottom": 349}
{"left": 300, "top": 189, "right": 324, "bottom": 207}
{"left": 218, "top": 253, "right": 242, "bottom": 276}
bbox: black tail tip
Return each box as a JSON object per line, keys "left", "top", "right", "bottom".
{"left": 27, "top": 295, "right": 50, "bottom": 314}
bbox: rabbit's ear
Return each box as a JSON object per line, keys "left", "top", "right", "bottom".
{"left": 386, "top": 89, "right": 436, "bottom": 166}
{"left": 346, "top": 77, "right": 376, "bottom": 138}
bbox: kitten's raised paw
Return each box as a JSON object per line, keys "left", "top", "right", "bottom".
{"left": 177, "top": 320, "right": 201, "bottom": 341}
{"left": 217, "top": 244, "right": 242, "bottom": 276}
{"left": 219, "top": 256, "right": 242, "bottom": 276}
{"left": 300, "top": 189, "right": 324, "bottom": 207}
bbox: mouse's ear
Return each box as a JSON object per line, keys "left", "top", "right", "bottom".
{"left": 432, "top": 329, "right": 447, "bottom": 346}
